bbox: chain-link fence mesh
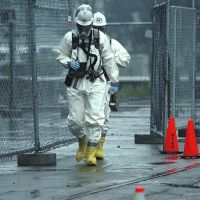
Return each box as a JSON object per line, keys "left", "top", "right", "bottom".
{"left": 0, "top": 0, "right": 35, "bottom": 157}
{"left": 169, "top": 6, "right": 196, "bottom": 128}
{"left": 35, "top": 0, "right": 73, "bottom": 148}
{"left": 150, "top": 2, "right": 168, "bottom": 135}
{"left": 151, "top": 2, "right": 199, "bottom": 136}
{"left": 0, "top": 0, "right": 152, "bottom": 159}
{"left": 0, "top": 0, "right": 77, "bottom": 159}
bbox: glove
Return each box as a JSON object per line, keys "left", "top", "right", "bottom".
{"left": 68, "top": 61, "right": 80, "bottom": 71}
{"left": 109, "top": 82, "right": 119, "bottom": 93}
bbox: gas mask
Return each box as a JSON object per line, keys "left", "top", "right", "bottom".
{"left": 93, "top": 25, "right": 106, "bottom": 33}
{"left": 76, "top": 23, "right": 92, "bottom": 40}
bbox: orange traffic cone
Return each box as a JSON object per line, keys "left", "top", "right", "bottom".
{"left": 133, "top": 186, "right": 145, "bottom": 200}
{"left": 162, "top": 116, "right": 180, "bottom": 154}
{"left": 182, "top": 120, "right": 200, "bottom": 158}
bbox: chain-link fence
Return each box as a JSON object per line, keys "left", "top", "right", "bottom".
{"left": 0, "top": 0, "right": 153, "bottom": 159}
{"left": 0, "top": 0, "right": 35, "bottom": 158}
{"left": 35, "top": 0, "right": 75, "bottom": 150}
{"left": 151, "top": 1, "right": 199, "bottom": 137}
{"left": 150, "top": 2, "right": 168, "bottom": 135}
{"left": 170, "top": 6, "right": 196, "bottom": 128}
{"left": 0, "top": 0, "right": 77, "bottom": 159}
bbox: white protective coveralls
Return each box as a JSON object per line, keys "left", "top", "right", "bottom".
{"left": 57, "top": 29, "right": 119, "bottom": 144}
{"left": 102, "top": 38, "right": 131, "bottom": 136}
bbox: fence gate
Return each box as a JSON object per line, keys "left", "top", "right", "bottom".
{"left": 0, "top": 0, "right": 75, "bottom": 159}
{"left": 151, "top": 2, "right": 197, "bottom": 137}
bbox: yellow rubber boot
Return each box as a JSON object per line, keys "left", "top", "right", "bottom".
{"left": 95, "top": 137, "right": 105, "bottom": 160}
{"left": 85, "top": 146, "right": 97, "bottom": 166}
{"left": 76, "top": 136, "right": 87, "bottom": 162}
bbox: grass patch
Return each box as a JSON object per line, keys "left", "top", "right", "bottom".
{"left": 118, "top": 81, "right": 151, "bottom": 100}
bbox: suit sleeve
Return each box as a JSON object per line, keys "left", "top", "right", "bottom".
{"left": 56, "top": 31, "right": 72, "bottom": 67}
{"left": 111, "top": 39, "right": 131, "bottom": 68}
{"left": 100, "top": 32, "right": 119, "bottom": 82}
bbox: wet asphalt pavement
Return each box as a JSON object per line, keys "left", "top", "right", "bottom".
{"left": 1, "top": 100, "right": 200, "bottom": 200}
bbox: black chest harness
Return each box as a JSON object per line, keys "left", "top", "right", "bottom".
{"left": 65, "top": 29, "right": 108, "bottom": 87}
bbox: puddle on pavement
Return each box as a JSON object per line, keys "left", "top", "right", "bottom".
{"left": 75, "top": 161, "right": 110, "bottom": 173}
{"left": 32, "top": 176, "right": 40, "bottom": 180}
{"left": 149, "top": 161, "right": 176, "bottom": 165}
{"left": 184, "top": 192, "right": 200, "bottom": 200}
{"left": 30, "top": 190, "right": 40, "bottom": 198}
{"left": 165, "top": 154, "right": 179, "bottom": 160}
{"left": 66, "top": 179, "right": 101, "bottom": 188}
{"left": 76, "top": 165, "right": 105, "bottom": 173}
{"left": 119, "top": 147, "right": 137, "bottom": 149}
{"left": 66, "top": 183, "right": 82, "bottom": 188}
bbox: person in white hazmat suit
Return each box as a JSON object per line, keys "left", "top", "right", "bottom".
{"left": 93, "top": 12, "right": 131, "bottom": 160}
{"left": 57, "top": 5, "right": 118, "bottom": 166}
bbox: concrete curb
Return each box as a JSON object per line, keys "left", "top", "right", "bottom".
{"left": 17, "top": 153, "right": 56, "bottom": 166}
{"left": 134, "top": 134, "right": 163, "bottom": 144}
{"left": 178, "top": 128, "right": 200, "bottom": 137}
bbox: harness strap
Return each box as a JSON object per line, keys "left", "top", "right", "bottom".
{"left": 71, "top": 29, "right": 106, "bottom": 82}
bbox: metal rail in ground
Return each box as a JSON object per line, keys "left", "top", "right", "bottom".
{"left": 66, "top": 162, "right": 200, "bottom": 200}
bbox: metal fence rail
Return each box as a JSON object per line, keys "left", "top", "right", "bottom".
{"left": 0, "top": 0, "right": 76, "bottom": 159}
{"left": 151, "top": 1, "right": 199, "bottom": 137}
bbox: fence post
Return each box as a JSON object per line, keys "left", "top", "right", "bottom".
{"left": 28, "top": 0, "right": 40, "bottom": 153}
{"left": 8, "top": 11, "right": 16, "bottom": 129}
{"left": 163, "top": 0, "right": 171, "bottom": 147}
{"left": 192, "top": 6, "right": 196, "bottom": 120}
{"left": 17, "top": 0, "right": 56, "bottom": 166}
{"left": 172, "top": 4, "right": 176, "bottom": 119}
{"left": 192, "top": 0, "right": 195, "bottom": 8}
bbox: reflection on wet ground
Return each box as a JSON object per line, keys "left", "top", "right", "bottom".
{"left": 1, "top": 101, "right": 200, "bottom": 200}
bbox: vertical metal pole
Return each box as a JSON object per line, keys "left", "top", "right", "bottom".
{"left": 68, "top": 0, "right": 72, "bottom": 17}
{"left": 9, "top": 13, "right": 16, "bottom": 131}
{"left": 68, "top": 0, "right": 74, "bottom": 29}
{"left": 153, "top": 0, "right": 157, "bottom": 6}
{"left": 7, "top": 11, "right": 16, "bottom": 112}
{"left": 172, "top": 8, "right": 176, "bottom": 118}
{"left": 191, "top": 0, "right": 196, "bottom": 121}
{"left": 9, "top": 18, "right": 16, "bottom": 115}
{"left": 163, "top": 0, "right": 171, "bottom": 148}
{"left": 29, "top": 0, "right": 40, "bottom": 153}
{"left": 191, "top": 10, "right": 196, "bottom": 120}
{"left": 192, "top": 0, "right": 195, "bottom": 8}
{"left": 150, "top": 3, "right": 155, "bottom": 135}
